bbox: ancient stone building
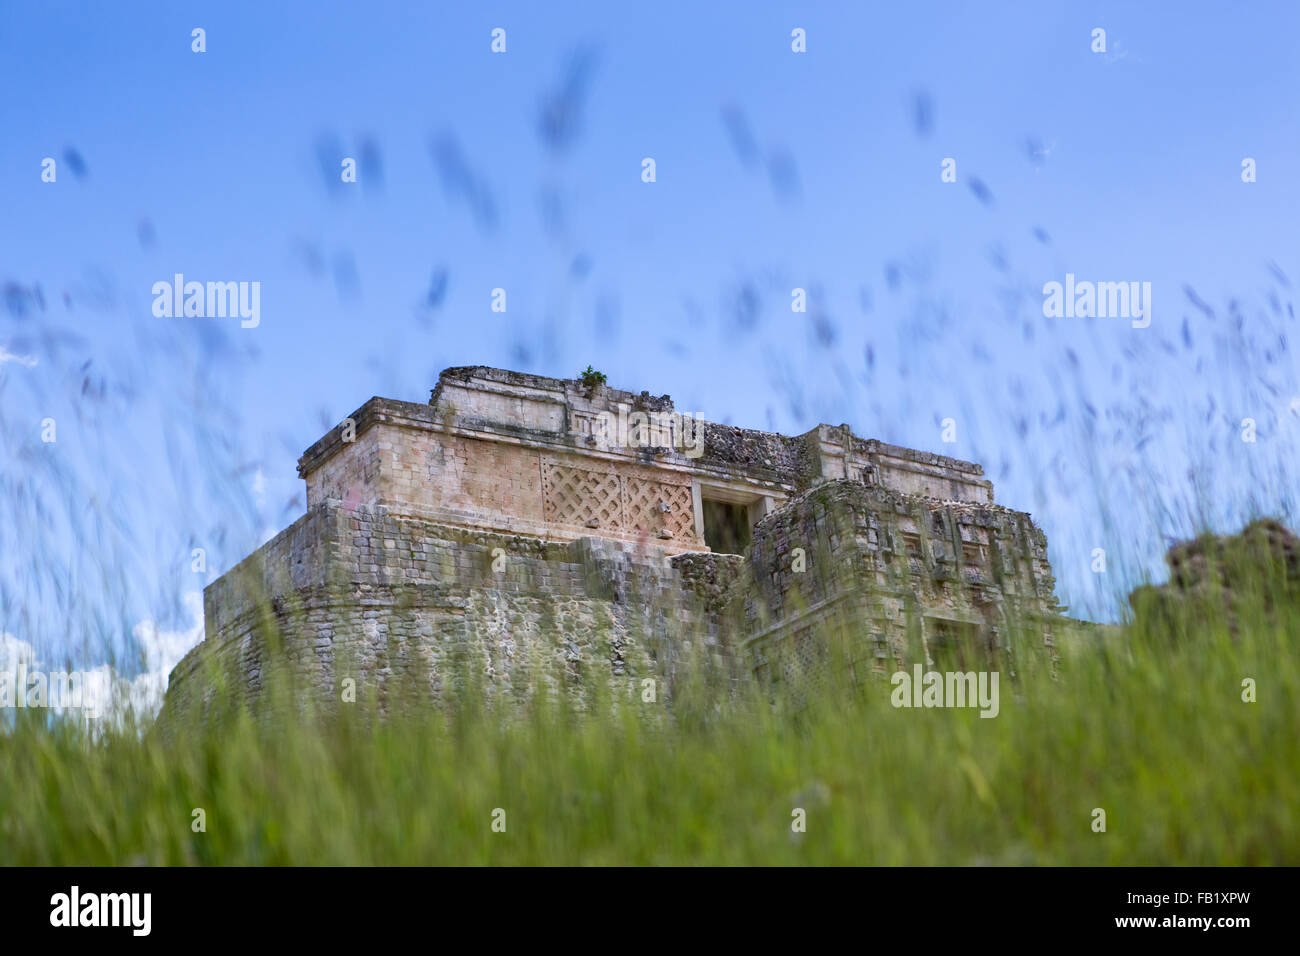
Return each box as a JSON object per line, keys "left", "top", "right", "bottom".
{"left": 1128, "top": 518, "right": 1300, "bottom": 639}
{"left": 160, "top": 366, "right": 1066, "bottom": 720}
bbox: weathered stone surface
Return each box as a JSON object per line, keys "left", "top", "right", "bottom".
{"left": 1128, "top": 518, "right": 1300, "bottom": 637}
{"left": 159, "top": 366, "right": 1066, "bottom": 723}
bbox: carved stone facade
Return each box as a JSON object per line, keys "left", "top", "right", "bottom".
{"left": 159, "top": 366, "right": 1067, "bottom": 721}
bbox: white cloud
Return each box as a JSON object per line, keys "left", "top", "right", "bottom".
{"left": 122, "top": 590, "right": 205, "bottom": 716}
{"left": 0, "top": 346, "right": 37, "bottom": 367}
{"left": 0, "top": 632, "right": 39, "bottom": 668}
{"left": 0, "top": 592, "right": 204, "bottom": 725}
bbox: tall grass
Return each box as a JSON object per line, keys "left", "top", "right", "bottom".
{"left": 4, "top": 16, "right": 1299, "bottom": 870}
{"left": 1, "top": 550, "right": 1294, "bottom": 866}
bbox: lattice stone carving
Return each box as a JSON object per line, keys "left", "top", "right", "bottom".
{"left": 542, "top": 461, "right": 624, "bottom": 531}
{"left": 625, "top": 477, "right": 695, "bottom": 540}
{"left": 541, "top": 458, "right": 697, "bottom": 542}
{"left": 776, "top": 626, "right": 829, "bottom": 701}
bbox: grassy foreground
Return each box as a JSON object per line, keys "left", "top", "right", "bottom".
{"left": 1, "top": 586, "right": 1296, "bottom": 866}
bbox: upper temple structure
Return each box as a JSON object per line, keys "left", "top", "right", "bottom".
{"left": 159, "top": 366, "right": 1068, "bottom": 720}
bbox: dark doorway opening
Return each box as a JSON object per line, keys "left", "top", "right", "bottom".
{"left": 925, "top": 618, "right": 988, "bottom": 670}
{"left": 702, "top": 499, "right": 752, "bottom": 555}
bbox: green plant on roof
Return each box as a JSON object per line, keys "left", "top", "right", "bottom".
{"left": 579, "top": 365, "right": 607, "bottom": 389}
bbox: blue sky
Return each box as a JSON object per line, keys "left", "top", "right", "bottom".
{"left": 2, "top": 1, "right": 1298, "bottom": 679}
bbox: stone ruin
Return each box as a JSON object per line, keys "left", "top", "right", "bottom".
{"left": 1128, "top": 518, "right": 1300, "bottom": 638}
{"left": 158, "top": 366, "right": 1068, "bottom": 720}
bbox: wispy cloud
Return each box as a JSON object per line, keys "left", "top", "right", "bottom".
{"left": 0, "top": 592, "right": 204, "bottom": 723}
{"left": 0, "top": 345, "right": 37, "bottom": 367}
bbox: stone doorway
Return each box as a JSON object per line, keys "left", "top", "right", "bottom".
{"left": 702, "top": 499, "right": 752, "bottom": 554}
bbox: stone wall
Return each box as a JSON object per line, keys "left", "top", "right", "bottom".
{"left": 162, "top": 501, "right": 746, "bottom": 724}
{"left": 160, "top": 366, "right": 1066, "bottom": 724}
{"left": 161, "top": 482, "right": 1062, "bottom": 725}
{"left": 295, "top": 368, "right": 1003, "bottom": 556}
{"left": 738, "top": 480, "right": 1060, "bottom": 693}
